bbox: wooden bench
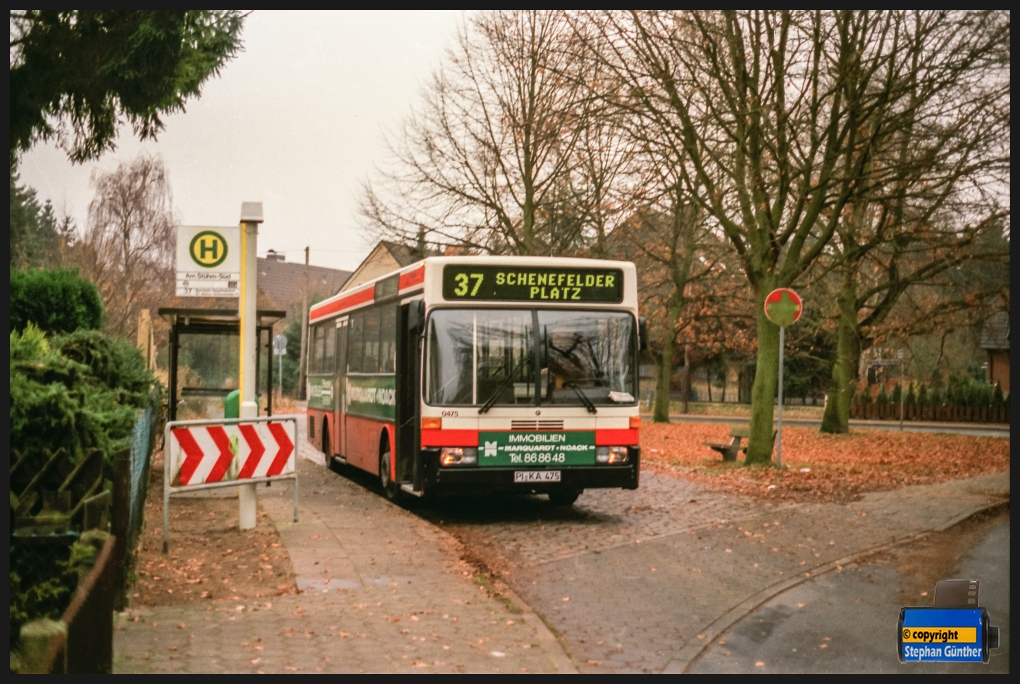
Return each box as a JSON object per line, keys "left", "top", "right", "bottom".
{"left": 703, "top": 427, "right": 777, "bottom": 462}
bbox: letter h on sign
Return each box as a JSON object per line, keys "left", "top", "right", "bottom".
{"left": 199, "top": 237, "right": 219, "bottom": 261}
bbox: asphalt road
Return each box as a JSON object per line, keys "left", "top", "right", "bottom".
{"left": 654, "top": 414, "right": 1010, "bottom": 438}
{"left": 688, "top": 507, "right": 1010, "bottom": 674}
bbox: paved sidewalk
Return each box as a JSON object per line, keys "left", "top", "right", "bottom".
{"left": 114, "top": 442, "right": 575, "bottom": 673}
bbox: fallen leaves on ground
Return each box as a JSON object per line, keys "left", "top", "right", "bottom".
{"left": 132, "top": 453, "right": 298, "bottom": 607}
{"left": 642, "top": 422, "right": 1009, "bottom": 503}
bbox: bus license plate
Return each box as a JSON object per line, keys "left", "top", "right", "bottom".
{"left": 514, "top": 471, "right": 561, "bottom": 483}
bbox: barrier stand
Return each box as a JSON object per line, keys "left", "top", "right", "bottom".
{"left": 163, "top": 415, "right": 299, "bottom": 553}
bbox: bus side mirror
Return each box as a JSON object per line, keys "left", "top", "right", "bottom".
{"left": 408, "top": 300, "right": 425, "bottom": 337}
{"left": 639, "top": 317, "right": 648, "bottom": 351}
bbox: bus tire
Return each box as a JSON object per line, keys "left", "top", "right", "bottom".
{"left": 380, "top": 444, "right": 400, "bottom": 502}
{"left": 323, "top": 425, "right": 333, "bottom": 469}
{"left": 548, "top": 489, "right": 582, "bottom": 506}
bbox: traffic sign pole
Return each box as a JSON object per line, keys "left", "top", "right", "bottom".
{"left": 239, "top": 203, "right": 263, "bottom": 531}
{"left": 777, "top": 325, "right": 785, "bottom": 471}
{"left": 273, "top": 333, "right": 287, "bottom": 400}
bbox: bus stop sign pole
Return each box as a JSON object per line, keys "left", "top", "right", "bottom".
{"left": 239, "top": 202, "right": 263, "bottom": 530}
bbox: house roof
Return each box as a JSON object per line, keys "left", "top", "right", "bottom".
{"left": 340, "top": 240, "right": 438, "bottom": 292}
{"left": 382, "top": 240, "right": 431, "bottom": 268}
{"left": 980, "top": 311, "right": 1010, "bottom": 350}
{"left": 256, "top": 253, "right": 351, "bottom": 317}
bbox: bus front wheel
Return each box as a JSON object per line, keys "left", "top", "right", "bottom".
{"left": 380, "top": 446, "right": 399, "bottom": 502}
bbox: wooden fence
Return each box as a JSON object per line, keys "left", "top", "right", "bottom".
{"left": 40, "top": 534, "right": 117, "bottom": 673}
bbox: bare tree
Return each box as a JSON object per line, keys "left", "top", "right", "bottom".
{"left": 573, "top": 10, "right": 1009, "bottom": 463}
{"left": 805, "top": 10, "right": 1011, "bottom": 432}
{"left": 361, "top": 11, "right": 591, "bottom": 256}
{"left": 75, "top": 153, "right": 176, "bottom": 338}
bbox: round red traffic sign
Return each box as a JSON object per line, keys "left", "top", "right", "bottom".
{"left": 764, "top": 288, "right": 802, "bottom": 326}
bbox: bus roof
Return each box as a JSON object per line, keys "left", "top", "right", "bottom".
{"left": 309, "top": 256, "right": 638, "bottom": 324}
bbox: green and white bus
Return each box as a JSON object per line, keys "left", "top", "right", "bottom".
{"left": 305, "top": 256, "right": 645, "bottom": 505}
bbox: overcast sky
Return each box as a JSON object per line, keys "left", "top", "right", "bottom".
{"left": 19, "top": 11, "right": 465, "bottom": 272}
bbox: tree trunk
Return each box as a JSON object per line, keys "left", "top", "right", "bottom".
{"left": 821, "top": 268, "right": 861, "bottom": 434}
{"left": 746, "top": 288, "right": 779, "bottom": 465}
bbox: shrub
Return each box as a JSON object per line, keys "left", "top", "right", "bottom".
{"left": 9, "top": 326, "right": 155, "bottom": 460}
{"left": 877, "top": 385, "right": 889, "bottom": 404}
{"left": 992, "top": 382, "right": 1004, "bottom": 408}
{"left": 905, "top": 382, "right": 917, "bottom": 406}
{"left": 10, "top": 268, "right": 104, "bottom": 334}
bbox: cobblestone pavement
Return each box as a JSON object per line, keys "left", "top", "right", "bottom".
{"left": 114, "top": 430, "right": 574, "bottom": 674}
{"left": 424, "top": 470, "right": 1009, "bottom": 673}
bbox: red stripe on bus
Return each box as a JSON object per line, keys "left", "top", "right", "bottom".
{"left": 310, "top": 287, "right": 374, "bottom": 322}
{"left": 595, "top": 428, "right": 639, "bottom": 445}
{"left": 421, "top": 429, "right": 478, "bottom": 447}
{"left": 399, "top": 265, "right": 425, "bottom": 290}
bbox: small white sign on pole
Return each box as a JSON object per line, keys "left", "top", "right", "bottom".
{"left": 176, "top": 225, "right": 241, "bottom": 297}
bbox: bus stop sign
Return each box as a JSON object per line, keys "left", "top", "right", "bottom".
{"left": 764, "top": 288, "right": 802, "bottom": 327}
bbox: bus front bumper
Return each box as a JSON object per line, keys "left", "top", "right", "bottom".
{"left": 421, "top": 447, "right": 640, "bottom": 494}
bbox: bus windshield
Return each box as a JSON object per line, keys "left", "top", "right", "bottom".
{"left": 425, "top": 309, "right": 636, "bottom": 408}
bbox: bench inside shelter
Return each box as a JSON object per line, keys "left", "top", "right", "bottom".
{"left": 703, "top": 426, "right": 777, "bottom": 461}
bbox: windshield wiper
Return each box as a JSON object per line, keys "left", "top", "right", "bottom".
{"left": 478, "top": 355, "right": 527, "bottom": 414}
{"left": 564, "top": 382, "right": 597, "bottom": 414}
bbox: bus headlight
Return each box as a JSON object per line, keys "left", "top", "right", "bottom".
{"left": 440, "top": 447, "right": 478, "bottom": 466}
{"left": 596, "top": 446, "right": 629, "bottom": 464}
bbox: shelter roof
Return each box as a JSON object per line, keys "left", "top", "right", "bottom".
{"left": 157, "top": 308, "right": 286, "bottom": 330}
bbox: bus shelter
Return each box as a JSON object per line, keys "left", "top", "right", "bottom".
{"left": 158, "top": 308, "right": 286, "bottom": 422}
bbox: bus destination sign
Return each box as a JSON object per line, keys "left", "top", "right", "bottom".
{"left": 443, "top": 265, "right": 623, "bottom": 303}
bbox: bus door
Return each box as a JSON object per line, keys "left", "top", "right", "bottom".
{"left": 397, "top": 301, "right": 424, "bottom": 491}
{"left": 333, "top": 319, "right": 348, "bottom": 460}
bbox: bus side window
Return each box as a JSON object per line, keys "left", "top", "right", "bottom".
{"left": 380, "top": 305, "right": 396, "bottom": 374}
{"left": 349, "top": 313, "right": 364, "bottom": 373}
{"left": 313, "top": 325, "right": 325, "bottom": 374}
{"left": 363, "top": 308, "right": 381, "bottom": 374}
{"left": 306, "top": 326, "right": 317, "bottom": 375}
{"left": 324, "top": 323, "right": 335, "bottom": 373}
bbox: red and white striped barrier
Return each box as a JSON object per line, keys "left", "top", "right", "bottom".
{"left": 163, "top": 415, "right": 300, "bottom": 553}
{"left": 169, "top": 421, "right": 295, "bottom": 486}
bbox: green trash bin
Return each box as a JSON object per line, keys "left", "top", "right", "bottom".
{"left": 224, "top": 390, "right": 240, "bottom": 419}
{"left": 224, "top": 391, "right": 260, "bottom": 419}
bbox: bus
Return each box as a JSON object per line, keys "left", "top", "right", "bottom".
{"left": 305, "top": 256, "right": 645, "bottom": 505}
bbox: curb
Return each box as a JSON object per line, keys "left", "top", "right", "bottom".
{"left": 489, "top": 580, "right": 580, "bottom": 674}
{"left": 660, "top": 497, "right": 1010, "bottom": 674}
{"left": 426, "top": 522, "right": 579, "bottom": 674}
